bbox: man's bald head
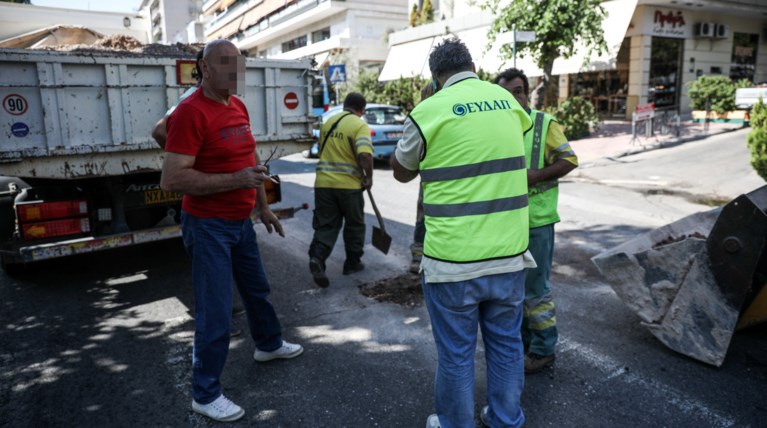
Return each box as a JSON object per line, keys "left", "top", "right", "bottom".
{"left": 200, "top": 39, "right": 245, "bottom": 99}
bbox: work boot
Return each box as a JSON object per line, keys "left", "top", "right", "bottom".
{"left": 309, "top": 258, "right": 329, "bottom": 288}
{"left": 343, "top": 261, "right": 365, "bottom": 275}
{"left": 524, "top": 352, "right": 556, "bottom": 373}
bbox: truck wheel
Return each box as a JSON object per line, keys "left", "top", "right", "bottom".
{"left": 1, "top": 255, "right": 27, "bottom": 276}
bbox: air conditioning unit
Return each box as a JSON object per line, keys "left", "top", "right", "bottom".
{"left": 694, "top": 22, "right": 715, "bottom": 38}
{"left": 715, "top": 23, "right": 730, "bottom": 39}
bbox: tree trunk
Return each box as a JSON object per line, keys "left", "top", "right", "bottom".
{"left": 533, "top": 60, "right": 555, "bottom": 110}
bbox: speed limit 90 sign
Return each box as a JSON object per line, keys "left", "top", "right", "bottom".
{"left": 3, "top": 94, "right": 28, "bottom": 116}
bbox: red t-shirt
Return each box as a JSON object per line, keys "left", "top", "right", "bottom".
{"left": 165, "top": 88, "right": 257, "bottom": 220}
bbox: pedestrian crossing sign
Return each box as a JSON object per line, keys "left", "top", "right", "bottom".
{"left": 329, "top": 64, "right": 346, "bottom": 83}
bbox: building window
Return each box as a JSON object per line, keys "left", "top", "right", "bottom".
{"left": 730, "top": 32, "right": 759, "bottom": 83}
{"left": 312, "top": 28, "right": 331, "bottom": 43}
{"left": 282, "top": 35, "right": 308, "bottom": 53}
{"left": 648, "top": 37, "right": 683, "bottom": 111}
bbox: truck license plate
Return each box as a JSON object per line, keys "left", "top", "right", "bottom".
{"left": 144, "top": 189, "right": 183, "bottom": 205}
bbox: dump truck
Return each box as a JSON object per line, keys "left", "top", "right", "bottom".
{"left": 0, "top": 45, "right": 315, "bottom": 273}
{"left": 592, "top": 185, "right": 767, "bottom": 366}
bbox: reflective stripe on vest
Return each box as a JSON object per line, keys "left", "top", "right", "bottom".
{"left": 525, "top": 110, "right": 560, "bottom": 228}
{"left": 411, "top": 78, "right": 530, "bottom": 263}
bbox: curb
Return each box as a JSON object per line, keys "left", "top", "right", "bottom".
{"left": 613, "top": 125, "right": 746, "bottom": 159}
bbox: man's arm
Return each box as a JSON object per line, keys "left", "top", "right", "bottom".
{"left": 160, "top": 152, "right": 271, "bottom": 195}
{"left": 527, "top": 159, "right": 577, "bottom": 186}
{"left": 391, "top": 155, "right": 418, "bottom": 183}
{"left": 152, "top": 117, "right": 168, "bottom": 149}
{"left": 391, "top": 117, "right": 422, "bottom": 183}
{"left": 358, "top": 152, "right": 373, "bottom": 189}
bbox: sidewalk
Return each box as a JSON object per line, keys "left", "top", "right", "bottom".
{"left": 569, "top": 119, "right": 744, "bottom": 164}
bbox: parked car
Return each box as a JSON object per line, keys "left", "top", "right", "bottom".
{"left": 305, "top": 104, "right": 406, "bottom": 161}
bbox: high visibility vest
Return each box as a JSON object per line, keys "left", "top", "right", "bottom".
{"left": 525, "top": 110, "right": 560, "bottom": 228}
{"left": 411, "top": 77, "right": 531, "bottom": 262}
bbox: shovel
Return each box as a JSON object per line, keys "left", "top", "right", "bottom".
{"left": 366, "top": 186, "right": 391, "bottom": 254}
{"left": 348, "top": 136, "right": 391, "bottom": 254}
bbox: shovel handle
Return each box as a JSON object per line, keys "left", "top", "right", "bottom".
{"left": 366, "top": 188, "right": 386, "bottom": 233}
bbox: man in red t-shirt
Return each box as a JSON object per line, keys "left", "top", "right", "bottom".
{"left": 161, "top": 39, "right": 303, "bottom": 423}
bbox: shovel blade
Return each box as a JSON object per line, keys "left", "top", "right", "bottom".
{"left": 372, "top": 226, "right": 391, "bottom": 254}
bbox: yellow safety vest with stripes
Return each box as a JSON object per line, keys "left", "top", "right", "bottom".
{"left": 525, "top": 110, "right": 560, "bottom": 228}
{"left": 315, "top": 111, "right": 373, "bottom": 189}
{"left": 411, "top": 77, "right": 532, "bottom": 263}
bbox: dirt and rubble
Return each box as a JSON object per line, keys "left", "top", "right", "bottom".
{"left": 360, "top": 272, "right": 423, "bottom": 308}
{"left": 38, "top": 34, "right": 203, "bottom": 58}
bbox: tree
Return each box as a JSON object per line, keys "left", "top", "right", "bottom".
{"left": 482, "top": 0, "right": 608, "bottom": 110}
{"left": 418, "top": 0, "right": 435, "bottom": 26}
{"left": 1, "top": 0, "right": 31, "bottom": 3}
{"left": 409, "top": 4, "right": 419, "bottom": 27}
{"left": 687, "top": 76, "right": 751, "bottom": 115}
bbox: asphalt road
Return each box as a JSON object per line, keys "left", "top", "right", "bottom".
{"left": 1, "top": 129, "right": 765, "bottom": 427}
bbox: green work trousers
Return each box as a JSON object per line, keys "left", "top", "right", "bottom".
{"left": 309, "top": 187, "right": 365, "bottom": 267}
{"left": 522, "top": 223, "right": 558, "bottom": 356}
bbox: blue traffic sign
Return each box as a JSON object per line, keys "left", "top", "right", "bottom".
{"left": 328, "top": 64, "right": 346, "bottom": 83}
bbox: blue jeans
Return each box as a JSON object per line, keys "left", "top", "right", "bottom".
{"left": 422, "top": 271, "right": 526, "bottom": 428}
{"left": 181, "top": 211, "right": 283, "bottom": 404}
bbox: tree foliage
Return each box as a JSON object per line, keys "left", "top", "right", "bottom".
{"left": 543, "top": 96, "right": 599, "bottom": 140}
{"left": 409, "top": 4, "right": 418, "bottom": 27}
{"left": 687, "top": 76, "right": 752, "bottom": 115}
{"left": 481, "top": 0, "right": 608, "bottom": 109}
{"left": 418, "top": 0, "right": 435, "bottom": 26}
{"left": 348, "top": 70, "right": 428, "bottom": 115}
{"left": 747, "top": 98, "right": 767, "bottom": 182}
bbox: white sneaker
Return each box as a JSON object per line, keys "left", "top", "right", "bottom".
{"left": 253, "top": 340, "right": 304, "bottom": 362}
{"left": 426, "top": 414, "right": 441, "bottom": 428}
{"left": 191, "top": 394, "right": 244, "bottom": 422}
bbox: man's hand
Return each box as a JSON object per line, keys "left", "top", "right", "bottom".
{"left": 234, "top": 165, "right": 276, "bottom": 188}
{"left": 259, "top": 208, "right": 285, "bottom": 237}
{"left": 361, "top": 175, "right": 373, "bottom": 190}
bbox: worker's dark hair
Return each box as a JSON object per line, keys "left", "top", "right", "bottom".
{"left": 343, "top": 92, "right": 366, "bottom": 113}
{"left": 428, "top": 37, "right": 473, "bottom": 81}
{"left": 494, "top": 68, "right": 529, "bottom": 95}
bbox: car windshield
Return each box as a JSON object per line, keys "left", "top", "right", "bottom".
{"left": 364, "top": 107, "right": 405, "bottom": 125}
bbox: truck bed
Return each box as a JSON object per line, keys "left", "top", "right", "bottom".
{"left": 0, "top": 48, "right": 315, "bottom": 179}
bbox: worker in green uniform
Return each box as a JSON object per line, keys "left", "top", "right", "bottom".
{"left": 495, "top": 68, "right": 579, "bottom": 373}
{"left": 308, "top": 93, "right": 374, "bottom": 288}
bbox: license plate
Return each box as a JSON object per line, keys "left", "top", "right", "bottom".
{"left": 144, "top": 189, "right": 183, "bottom": 205}
{"left": 386, "top": 131, "right": 403, "bottom": 139}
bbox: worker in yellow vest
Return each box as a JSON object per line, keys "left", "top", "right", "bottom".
{"left": 308, "top": 93, "right": 374, "bottom": 288}
{"left": 392, "top": 38, "right": 533, "bottom": 428}
{"left": 495, "top": 68, "right": 579, "bottom": 374}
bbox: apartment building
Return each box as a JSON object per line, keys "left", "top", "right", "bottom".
{"left": 202, "top": 0, "right": 409, "bottom": 78}
{"left": 139, "top": 0, "right": 203, "bottom": 43}
{"left": 382, "top": 0, "right": 767, "bottom": 117}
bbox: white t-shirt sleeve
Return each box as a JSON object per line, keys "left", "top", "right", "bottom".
{"left": 394, "top": 116, "right": 423, "bottom": 171}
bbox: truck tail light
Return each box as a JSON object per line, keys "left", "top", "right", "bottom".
{"left": 370, "top": 129, "right": 376, "bottom": 137}
{"left": 20, "top": 218, "right": 91, "bottom": 239}
{"left": 17, "top": 200, "right": 88, "bottom": 222}
{"left": 16, "top": 199, "right": 90, "bottom": 240}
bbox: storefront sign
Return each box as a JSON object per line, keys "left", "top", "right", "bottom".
{"left": 649, "top": 9, "right": 689, "bottom": 38}
{"left": 633, "top": 103, "right": 655, "bottom": 121}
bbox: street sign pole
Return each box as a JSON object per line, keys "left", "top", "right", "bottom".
{"left": 512, "top": 23, "right": 516, "bottom": 69}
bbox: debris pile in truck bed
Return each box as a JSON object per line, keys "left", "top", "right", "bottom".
{"left": 38, "top": 34, "right": 202, "bottom": 58}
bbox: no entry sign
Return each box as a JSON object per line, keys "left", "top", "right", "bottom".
{"left": 284, "top": 92, "right": 299, "bottom": 110}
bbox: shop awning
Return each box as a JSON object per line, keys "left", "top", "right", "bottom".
{"left": 378, "top": 37, "right": 436, "bottom": 81}
{"left": 550, "top": 0, "right": 637, "bottom": 75}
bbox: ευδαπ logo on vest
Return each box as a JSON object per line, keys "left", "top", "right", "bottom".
{"left": 452, "top": 100, "right": 514, "bottom": 116}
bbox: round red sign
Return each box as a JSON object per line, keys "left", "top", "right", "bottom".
{"left": 284, "top": 92, "right": 299, "bottom": 110}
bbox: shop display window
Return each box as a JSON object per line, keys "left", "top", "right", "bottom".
{"left": 730, "top": 32, "right": 759, "bottom": 83}
{"left": 649, "top": 37, "right": 683, "bottom": 111}
{"left": 567, "top": 38, "right": 630, "bottom": 117}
